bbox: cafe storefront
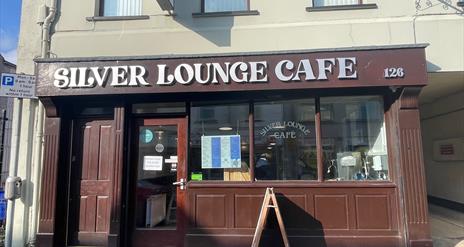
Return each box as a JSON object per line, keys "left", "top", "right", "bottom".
{"left": 35, "top": 44, "right": 433, "bottom": 247}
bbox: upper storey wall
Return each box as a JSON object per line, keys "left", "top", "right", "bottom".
{"left": 51, "top": 0, "right": 418, "bottom": 56}
{"left": 18, "top": 0, "right": 462, "bottom": 72}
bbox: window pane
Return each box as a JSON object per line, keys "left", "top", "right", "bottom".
{"left": 190, "top": 103, "right": 250, "bottom": 181}
{"left": 254, "top": 99, "right": 317, "bottom": 180}
{"left": 313, "top": 0, "right": 358, "bottom": 7}
{"left": 103, "top": 0, "right": 142, "bottom": 16}
{"left": 204, "top": 0, "right": 248, "bottom": 12}
{"left": 321, "top": 96, "right": 389, "bottom": 181}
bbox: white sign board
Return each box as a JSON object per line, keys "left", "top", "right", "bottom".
{"left": 201, "top": 135, "right": 241, "bottom": 169}
{"left": 0, "top": 73, "right": 37, "bottom": 99}
{"left": 143, "top": 156, "right": 163, "bottom": 171}
{"left": 165, "top": 156, "right": 178, "bottom": 163}
{"left": 433, "top": 138, "right": 464, "bottom": 161}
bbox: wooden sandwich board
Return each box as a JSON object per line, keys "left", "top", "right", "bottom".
{"left": 251, "top": 187, "right": 290, "bottom": 247}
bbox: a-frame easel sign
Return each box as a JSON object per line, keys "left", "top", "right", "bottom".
{"left": 251, "top": 187, "right": 290, "bottom": 247}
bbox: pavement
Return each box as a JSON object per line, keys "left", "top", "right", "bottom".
{"left": 429, "top": 204, "right": 464, "bottom": 247}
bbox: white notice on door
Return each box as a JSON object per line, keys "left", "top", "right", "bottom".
{"left": 143, "top": 156, "right": 163, "bottom": 171}
{"left": 165, "top": 156, "right": 178, "bottom": 163}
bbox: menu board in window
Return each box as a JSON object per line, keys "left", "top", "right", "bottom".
{"left": 201, "top": 135, "right": 241, "bottom": 169}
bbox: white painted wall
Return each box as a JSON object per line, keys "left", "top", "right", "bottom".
{"left": 420, "top": 70, "right": 464, "bottom": 204}
{"left": 420, "top": 78, "right": 464, "bottom": 204}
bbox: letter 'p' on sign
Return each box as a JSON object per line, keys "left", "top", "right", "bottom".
{"left": 1, "top": 75, "right": 15, "bottom": 86}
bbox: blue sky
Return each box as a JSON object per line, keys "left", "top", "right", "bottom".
{"left": 0, "top": 0, "right": 22, "bottom": 64}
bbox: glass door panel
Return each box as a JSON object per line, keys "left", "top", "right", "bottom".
{"left": 132, "top": 118, "right": 187, "bottom": 247}
{"left": 136, "top": 125, "right": 178, "bottom": 229}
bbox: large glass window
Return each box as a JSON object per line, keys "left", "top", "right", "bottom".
{"left": 188, "top": 96, "right": 388, "bottom": 182}
{"left": 190, "top": 103, "right": 250, "bottom": 181}
{"left": 321, "top": 96, "right": 389, "bottom": 181}
{"left": 254, "top": 99, "right": 317, "bottom": 180}
{"left": 203, "top": 0, "right": 248, "bottom": 13}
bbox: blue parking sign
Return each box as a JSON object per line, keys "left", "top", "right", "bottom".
{"left": 1, "top": 74, "right": 15, "bottom": 86}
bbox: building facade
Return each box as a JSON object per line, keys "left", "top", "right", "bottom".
{"left": 8, "top": 0, "right": 463, "bottom": 246}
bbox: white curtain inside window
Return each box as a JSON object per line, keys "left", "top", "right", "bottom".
{"left": 313, "top": 0, "right": 358, "bottom": 7}
{"left": 204, "top": 0, "right": 248, "bottom": 12}
{"left": 103, "top": 0, "right": 142, "bottom": 16}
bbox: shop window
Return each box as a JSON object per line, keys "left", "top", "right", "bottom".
{"left": 254, "top": 99, "right": 317, "bottom": 180}
{"left": 321, "top": 96, "right": 389, "bottom": 181}
{"left": 313, "top": 0, "right": 359, "bottom": 7}
{"left": 190, "top": 103, "right": 250, "bottom": 181}
{"left": 203, "top": 0, "right": 248, "bottom": 13}
{"left": 101, "top": 0, "right": 142, "bottom": 16}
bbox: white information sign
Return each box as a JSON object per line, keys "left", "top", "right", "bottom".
{"left": 340, "top": 156, "right": 357, "bottom": 167}
{"left": 165, "top": 156, "right": 178, "bottom": 163}
{"left": 143, "top": 156, "right": 163, "bottom": 171}
{"left": 0, "top": 73, "right": 37, "bottom": 99}
{"left": 201, "top": 135, "right": 241, "bottom": 169}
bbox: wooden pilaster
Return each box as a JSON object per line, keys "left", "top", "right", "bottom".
{"left": 397, "top": 87, "right": 432, "bottom": 247}
{"left": 36, "top": 116, "right": 61, "bottom": 247}
{"left": 108, "top": 106, "right": 125, "bottom": 246}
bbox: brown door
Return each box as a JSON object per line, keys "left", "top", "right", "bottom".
{"left": 68, "top": 119, "right": 114, "bottom": 246}
{"left": 131, "top": 118, "right": 187, "bottom": 247}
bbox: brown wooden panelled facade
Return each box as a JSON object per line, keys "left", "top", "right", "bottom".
{"left": 35, "top": 46, "right": 432, "bottom": 247}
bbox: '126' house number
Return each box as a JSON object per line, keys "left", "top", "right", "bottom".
{"left": 384, "top": 67, "right": 405, "bottom": 78}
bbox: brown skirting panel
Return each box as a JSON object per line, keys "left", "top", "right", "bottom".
{"left": 185, "top": 185, "right": 399, "bottom": 247}
{"left": 186, "top": 235, "right": 401, "bottom": 247}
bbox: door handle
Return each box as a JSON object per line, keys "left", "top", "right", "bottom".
{"left": 173, "top": 178, "right": 186, "bottom": 190}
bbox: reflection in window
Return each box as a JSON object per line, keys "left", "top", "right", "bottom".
{"left": 321, "top": 96, "right": 389, "bottom": 181}
{"left": 190, "top": 103, "right": 250, "bottom": 181}
{"left": 102, "top": 0, "right": 142, "bottom": 16}
{"left": 135, "top": 125, "right": 178, "bottom": 228}
{"left": 204, "top": 0, "right": 248, "bottom": 12}
{"left": 254, "top": 99, "right": 317, "bottom": 180}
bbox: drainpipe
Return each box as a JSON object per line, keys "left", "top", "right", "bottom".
{"left": 27, "top": 0, "right": 58, "bottom": 246}
{"left": 41, "top": 1, "right": 57, "bottom": 59}
{"left": 27, "top": 102, "right": 44, "bottom": 247}
{"left": 4, "top": 99, "right": 23, "bottom": 247}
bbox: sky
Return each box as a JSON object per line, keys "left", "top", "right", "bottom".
{"left": 0, "top": 0, "right": 22, "bottom": 64}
